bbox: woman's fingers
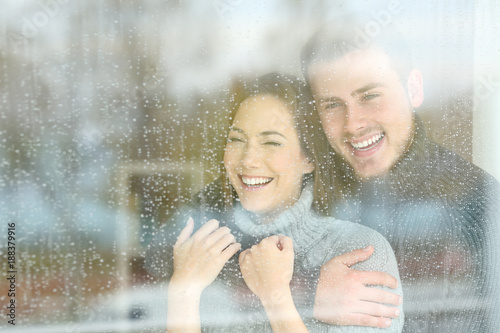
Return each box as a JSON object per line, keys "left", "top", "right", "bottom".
{"left": 212, "top": 231, "right": 238, "bottom": 253}
{"left": 191, "top": 219, "right": 220, "bottom": 240}
{"left": 178, "top": 218, "right": 239, "bottom": 263}
{"left": 220, "top": 242, "right": 242, "bottom": 262}
{"left": 172, "top": 219, "right": 240, "bottom": 292}
{"left": 175, "top": 217, "right": 194, "bottom": 245}
{"left": 278, "top": 235, "right": 293, "bottom": 253}
{"left": 205, "top": 225, "right": 233, "bottom": 248}
{"left": 191, "top": 220, "right": 236, "bottom": 248}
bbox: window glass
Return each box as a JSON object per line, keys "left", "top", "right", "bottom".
{"left": 1, "top": 1, "right": 499, "bottom": 332}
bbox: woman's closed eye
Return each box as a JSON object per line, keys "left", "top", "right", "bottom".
{"left": 262, "top": 141, "right": 283, "bottom": 147}
{"left": 324, "top": 101, "right": 345, "bottom": 110}
{"left": 227, "top": 136, "right": 245, "bottom": 144}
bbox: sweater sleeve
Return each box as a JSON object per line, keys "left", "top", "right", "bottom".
{"left": 457, "top": 174, "right": 500, "bottom": 331}
{"left": 346, "top": 229, "right": 404, "bottom": 333}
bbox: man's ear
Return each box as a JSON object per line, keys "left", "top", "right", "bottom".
{"left": 407, "top": 69, "right": 424, "bottom": 108}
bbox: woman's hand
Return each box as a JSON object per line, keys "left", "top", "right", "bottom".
{"left": 239, "top": 235, "right": 308, "bottom": 332}
{"left": 239, "top": 235, "right": 294, "bottom": 306}
{"left": 168, "top": 218, "right": 240, "bottom": 333}
{"left": 170, "top": 218, "right": 241, "bottom": 295}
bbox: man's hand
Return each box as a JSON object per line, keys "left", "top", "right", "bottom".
{"left": 314, "top": 246, "right": 402, "bottom": 328}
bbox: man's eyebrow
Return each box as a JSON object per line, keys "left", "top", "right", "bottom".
{"left": 352, "top": 83, "right": 384, "bottom": 96}
{"left": 316, "top": 83, "right": 385, "bottom": 103}
{"left": 260, "top": 131, "right": 287, "bottom": 139}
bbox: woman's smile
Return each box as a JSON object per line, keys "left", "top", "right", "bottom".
{"left": 239, "top": 175, "right": 274, "bottom": 191}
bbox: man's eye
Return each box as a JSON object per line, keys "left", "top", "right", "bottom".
{"left": 362, "top": 93, "right": 379, "bottom": 101}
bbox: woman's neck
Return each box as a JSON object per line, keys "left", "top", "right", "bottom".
{"left": 252, "top": 206, "right": 289, "bottom": 225}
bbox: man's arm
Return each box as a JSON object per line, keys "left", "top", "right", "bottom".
{"left": 314, "top": 246, "right": 402, "bottom": 328}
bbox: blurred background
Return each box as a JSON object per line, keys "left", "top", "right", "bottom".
{"left": 0, "top": 0, "right": 499, "bottom": 332}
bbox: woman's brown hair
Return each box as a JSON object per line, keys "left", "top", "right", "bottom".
{"left": 220, "top": 72, "right": 334, "bottom": 216}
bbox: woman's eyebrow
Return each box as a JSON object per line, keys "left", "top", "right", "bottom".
{"left": 260, "top": 130, "right": 287, "bottom": 139}
{"left": 228, "top": 126, "right": 244, "bottom": 133}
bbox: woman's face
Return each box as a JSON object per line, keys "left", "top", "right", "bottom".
{"left": 223, "top": 94, "right": 314, "bottom": 221}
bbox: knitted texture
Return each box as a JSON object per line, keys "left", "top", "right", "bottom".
{"left": 145, "top": 184, "right": 404, "bottom": 332}
{"left": 331, "top": 116, "right": 500, "bottom": 333}
{"left": 145, "top": 116, "right": 500, "bottom": 333}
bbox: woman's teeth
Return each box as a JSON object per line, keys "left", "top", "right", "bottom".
{"left": 241, "top": 176, "right": 273, "bottom": 186}
{"left": 350, "top": 133, "right": 384, "bottom": 151}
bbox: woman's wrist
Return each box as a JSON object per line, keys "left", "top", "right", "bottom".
{"left": 259, "top": 286, "right": 294, "bottom": 310}
{"left": 260, "top": 287, "right": 309, "bottom": 332}
{"left": 167, "top": 280, "right": 203, "bottom": 333}
{"left": 168, "top": 276, "right": 204, "bottom": 300}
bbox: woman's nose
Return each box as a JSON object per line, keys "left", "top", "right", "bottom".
{"left": 242, "top": 144, "right": 262, "bottom": 169}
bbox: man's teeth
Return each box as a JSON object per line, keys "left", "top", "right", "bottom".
{"left": 350, "top": 133, "right": 384, "bottom": 150}
{"left": 242, "top": 176, "right": 273, "bottom": 186}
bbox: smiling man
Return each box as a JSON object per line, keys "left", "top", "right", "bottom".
{"left": 301, "top": 13, "right": 500, "bottom": 333}
{"left": 309, "top": 46, "right": 421, "bottom": 179}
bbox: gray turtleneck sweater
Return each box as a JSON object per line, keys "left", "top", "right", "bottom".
{"left": 145, "top": 184, "right": 404, "bottom": 332}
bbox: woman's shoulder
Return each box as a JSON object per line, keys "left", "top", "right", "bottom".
{"left": 305, "top": 215, "right": 395, "bottom": 266}
{"left": 318, "top": 215, "right": 391, "bottom": 247}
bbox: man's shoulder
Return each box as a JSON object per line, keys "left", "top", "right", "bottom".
{"left": 426, "top": 141, "right": 499, "bottom": 187}
{"left": 415, "top": 140, "right": 500, "bottom": 213}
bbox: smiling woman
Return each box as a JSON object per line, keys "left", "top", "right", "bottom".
{"left": 145, "top": 73, "right": 404, "bottom": 332}
{"left": 223, "top": 91, "right": 314, "bottom": 223}
{"left": 218, "top": 73, "right": 334, "bottom": 217}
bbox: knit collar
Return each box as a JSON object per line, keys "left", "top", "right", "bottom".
{"left": 233, "top": 182, "right": 329, "bottom": 254}
{"left": 386, "top": 114, "right": 431, "bottom": 185}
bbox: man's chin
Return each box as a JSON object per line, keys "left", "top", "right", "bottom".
{"left": 335, "top": 151, "right": 393, "bottom": 180}
{"left": 351, "top": 162, "right": 391, "bottom": 181}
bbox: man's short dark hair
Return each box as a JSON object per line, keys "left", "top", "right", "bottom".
{"left": 301, "top": 12, "right": 413, "bottom": 84}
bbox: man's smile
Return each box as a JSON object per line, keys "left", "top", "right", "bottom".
{"left": 348, "top": 132, "right": 385, "bottom": 151}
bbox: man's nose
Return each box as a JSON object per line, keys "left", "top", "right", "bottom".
{"left": 344, "top": 102, "right": 367, "bottom": 134}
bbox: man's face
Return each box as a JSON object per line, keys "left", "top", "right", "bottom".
{"left": 308, "top": 47, "right": 420, "bottom": 180}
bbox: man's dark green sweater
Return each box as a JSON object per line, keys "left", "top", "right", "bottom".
{"left": 330, "top": 117, "right": 500, "bottom": 332}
